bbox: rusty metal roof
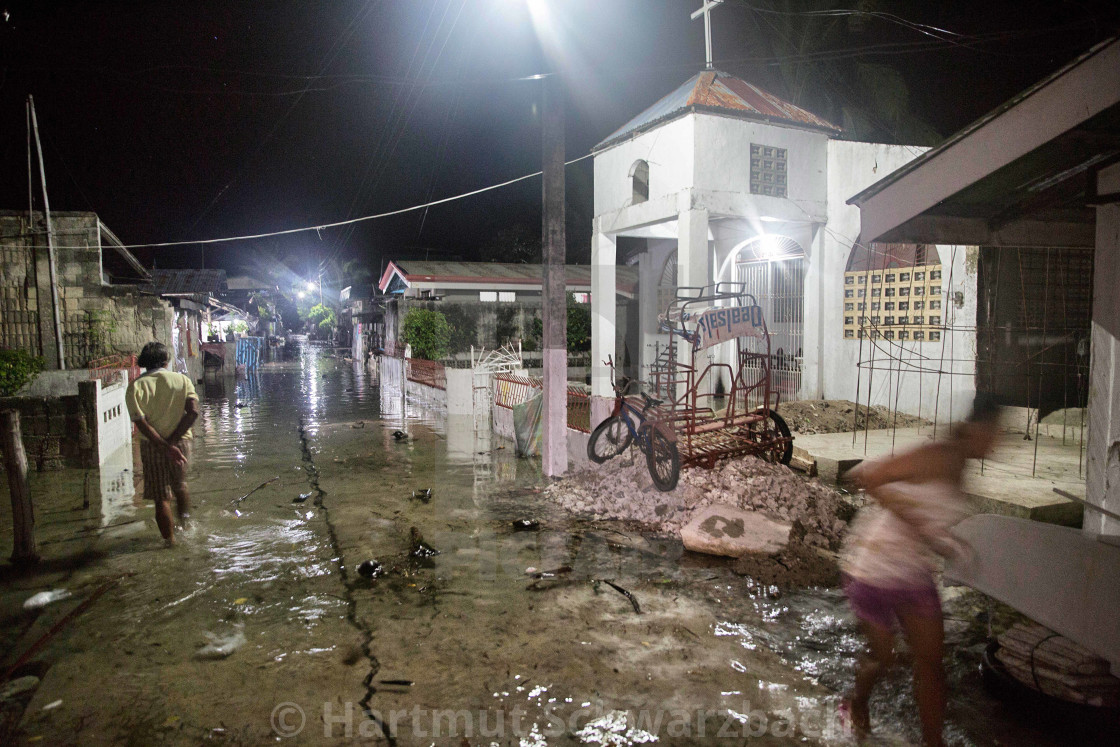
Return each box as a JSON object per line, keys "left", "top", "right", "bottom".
{"left": 140, "top": 269, "right": 227, "bottom": 295}
{"left": 595, "top": 70, "right": 841, "bottom": 150}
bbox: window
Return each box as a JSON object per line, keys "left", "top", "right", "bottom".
{"left": 884, "top": 331, "right": 895, "bottom": 340}
{"left": 886, "top": 274, "right": 896, "bottom": 282}
{"left": 930, "top": 331, "right": 941, "bottom": 341}
{"left": 900, "top": 272, "right": 911, "bottom": 282}
{"left": 913, "top": 316, "right": 924, "bottom": 325}
{"left": 845, "top": 276, "right": 854, "bottom": 285}
{"left": 899, "top": 302, "right": 909, "bottom": 311}
{"left": 499, "top": 291, "right": 517, "bottom": 303}
{"left": 871, "top": 330, "right": 881, "bottom": 339}
{"left": 914, "top": 331, "right": 925, "bottom": 341}
{"left": 857, "top": 303, "right": 866, "bottom": 310}
{"left": 930, "top": 270, "right": 942, "bottom": 280}
{"left": 884, "top": 302, "right": 895, "bottom": 311}
{"left": 870, "top": 302, "right": 880, "bottom": 311}
{"left": 871, "top": 316, "right": 881, "bottom": 324}
{"left": 857, "top": 275, "right": 866, "bottom": 284}
{"left": 899, "top": 316, "right": 909, "bottom": 325}
{"left": 845, "top": 289, "right": 854, "bottom": 298}
{"left": 844, "top": 316, "right": 854, "bottom": 325}
{"left": 884, "top": 316, "right": 895, "bottom": 325}
{"left": 872, "top": 275, "right": 881, "bottom": 283}
{"left": 845, "top": 329, "right": 854, "bottom": 339}
{"left": 930, "top": 315, "right": 941, "bottom": 325}
{"left": 857, "top": 330, "right": 865, "bottom": 339}
{"left": 913, "top": 287, "right": 924, "bottom": 296}
{"left": 930, "top": 286, "right": 941, "bottom": 295}
{"left": 479, "top": 291, "right": 497, "bottom": 302}
{"left": 845, "top": 302, "right": 854, "bottom": 311}
{"left": 871, "top": 288, "right": 881, "bottom": 297}
{"left": 858, "top": 289, "right": 866, "bottom": 297}
{"left": 884, "top": 288, "right": 894, "bottom": 297}
{"left": 912, "top": 301, "right": 922, "bottom": 310}
{"left": 899, "top": 331, "right": 909, "bottom": 340}
{"left": 630, "top": 160, "right": 649, "bottom": 204}
{"left": 750, "top": 143, "right": 788, "bottom": 198}
{"left": 914, "top": 271, "right": 925, "bottom": 281}
{"left": 929, "top": 300, "right": 941, "bottom": 310}
{"left": 899, "top": 287, "right": 909, "bottom": 296}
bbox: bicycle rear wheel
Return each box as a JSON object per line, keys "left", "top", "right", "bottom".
{"left": 588, "top": 415, "right": 633, "bottom": 463}
{"left": 644, "top": 425, "right": 680, "bottom": 492}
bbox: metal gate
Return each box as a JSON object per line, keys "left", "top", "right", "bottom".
{"left": 736, "top": 251, "right": 805, "bottom": 403}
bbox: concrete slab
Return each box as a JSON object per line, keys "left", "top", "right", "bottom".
{"left": 680, "top": 504, "right": 792, "bottom": 558}
{"left": 793, "top": 427, "right": 1085, "bottom": 526}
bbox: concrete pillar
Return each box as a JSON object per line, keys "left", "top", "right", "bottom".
{"left": 540, "top": 76, "right": 567, "bottom": 477}
{"left": 676, "top": 208, "right": 710, "bottom": 395}
{"left": 590, "top": 228, "right": 616, "bottom": 429}
{"left": 1087, "top": 163, "right": 1120, "bottom": 539}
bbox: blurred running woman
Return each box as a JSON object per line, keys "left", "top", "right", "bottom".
{"left": 840, "top": 396, "right": 1001, "bottom": 746}
{"left": 125, "top": 342, "right": 199, "bottom": 546}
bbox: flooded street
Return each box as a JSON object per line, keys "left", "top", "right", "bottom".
{"left": 0, "top": 345, "right": 1094, "bottom": 745}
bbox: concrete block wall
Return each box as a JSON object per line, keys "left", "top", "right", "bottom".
{"left": 1, "top": 212, "right": 175, "bottom": 370}
{"left": 0, "top": 371, "right": 131, "bottom": 470}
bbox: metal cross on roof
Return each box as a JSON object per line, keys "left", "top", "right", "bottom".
{"left": 691, "top": 0, "right": 724, "bottom": 70}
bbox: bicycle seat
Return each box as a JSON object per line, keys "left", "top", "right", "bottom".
{"left": 641, "top": 393, "right": 664, "bottom": 407}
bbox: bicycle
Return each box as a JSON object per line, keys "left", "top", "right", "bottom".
{"left": 587, "top": 356, "right": 681, "bottom": 492}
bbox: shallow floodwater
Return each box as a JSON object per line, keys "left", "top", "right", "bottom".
{"left": 0, "top": 344, "right": 1101, "bottom": 745}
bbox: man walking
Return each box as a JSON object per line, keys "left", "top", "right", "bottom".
{"left": 125, "top": 342, "right": 199, "bottom": 546}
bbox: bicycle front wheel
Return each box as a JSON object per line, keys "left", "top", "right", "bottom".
{"left": 644, "top": 426, "right": 680, "bottom": 492}
{"left": 588, "top": 415, "right": 633, "bottom": 463}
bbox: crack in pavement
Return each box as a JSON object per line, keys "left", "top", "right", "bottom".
{"left": 297, "top": 413, "right": 394, "bottom": 745}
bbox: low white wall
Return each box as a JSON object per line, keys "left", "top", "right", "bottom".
{"left": 96, "top": 371, "right": 132, "bottom": 462}
{"left": 446, "top": 369, "right": 473, "bottom": 416}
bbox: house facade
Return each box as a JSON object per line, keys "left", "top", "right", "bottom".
{"left": 588, "top": 71, "right": 976, "bottom": 425}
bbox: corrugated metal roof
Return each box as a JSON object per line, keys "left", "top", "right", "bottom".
{"left": 140, "top": 269, "right": 227, "bottom": 295}
{"left": 380, "top": 261, "right": 638, "bottom": 295}
{"left": 596, "top": 70, "right": 840, "bottom": 150}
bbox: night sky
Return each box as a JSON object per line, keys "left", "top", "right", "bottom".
{"left": 2, "top": 1, "right": 1117, "bottom": 286}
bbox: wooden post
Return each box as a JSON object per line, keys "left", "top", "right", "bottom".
{"left": 1, "top": 410, "right": 39, "bottom": 565}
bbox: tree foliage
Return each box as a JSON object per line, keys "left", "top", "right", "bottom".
{"left": 0, "top": 349, "right": 45, "bottom": 397}
{"left": 402, "top": 308, "right": 451, "bottom": 360}
{"left": 478, "top": 224, "right": 541, "bottom": 264}
{"left": 307, "top": 303, "right": 336, "bottom": 331}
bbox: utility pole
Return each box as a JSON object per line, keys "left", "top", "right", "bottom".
{"left": 541, "top": 74, "right": 567, "bottom": 477}
{"left": 28, "top": 96, "right": 66, "bottom": 370}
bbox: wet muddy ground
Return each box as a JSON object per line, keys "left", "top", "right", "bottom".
{"left": 0, "top": 344, "right": 1106, "bottom": 745}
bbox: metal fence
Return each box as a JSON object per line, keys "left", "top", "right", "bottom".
{"left": 88, "top": 354, "right": 140, "bottom": 388}
{"left": 406, "top": 358, "right": 446, "bottom": 390}
{"left": 492, "top": 373, "right": 591, "bottom": 432}
{"left": 236, "top": 337, "right": 264, "bottom": 369}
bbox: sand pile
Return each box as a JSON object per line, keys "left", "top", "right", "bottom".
{"left": 545, "top": 455, "right": 861, "bottom": 586}
{"left": 778, "top": 399, "right": 929, "bottom": 435}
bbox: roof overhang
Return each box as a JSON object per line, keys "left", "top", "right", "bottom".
{"left": 848, "top": 37, "right": 1120, "bottom": 248}
{"left": 99, "top": 221, "right": 150, "bottom": 278}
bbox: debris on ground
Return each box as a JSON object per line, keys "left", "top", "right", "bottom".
{"left": 408, "top": 527, "right": 439, "bottom": 558}
{"left": 293, "top": 492, "right": 312, "bottom": 504}
{"left": 23, "top": 590, "right": 72, "bottom": 610}
{"left": 0, "top": 676, "right": 40, "bottom": 701}
{"left": 357, "top": 560, "right": 384, "bottom": 579}
{"left": 194, "top": 628, "right": 246, "bottom": 660}
{"left": 511, "top": 519, "right": 540, "bottom": 532}
{"left": 412, "top": 488, "right": 432, "bottom": 503}
{"left": 546, "top": 455, "right": 859, "bottom": 587}
{"left": 777, "top": 399, "right": 930, "bottom": 435}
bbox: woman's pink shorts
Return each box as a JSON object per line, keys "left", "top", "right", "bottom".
{"left": 842, "top": 573, "right": 941, "bottom": 630}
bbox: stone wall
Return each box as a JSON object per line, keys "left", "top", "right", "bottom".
{"left": 0, "top": 211, "right": 174, "bottom": 369}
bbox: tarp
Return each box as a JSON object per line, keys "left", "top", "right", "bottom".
{"left": 513, "top": 392, "right": 543, "bottom": 457}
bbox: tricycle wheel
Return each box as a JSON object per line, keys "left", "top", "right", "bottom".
{"left": 763, "top": 410, "right": 793, "bottom": 465}
{"left": 644, "top": 426, "right": 680, "bottom": 492}
{"left": 588, "top": 415, "right": 632, "bottom": 463}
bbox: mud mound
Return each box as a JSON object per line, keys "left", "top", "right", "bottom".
{"left": 545, "top": 455, "right": 860, "bottom": 587}
{"left": 778, "top": 399, "right": 929, "bottom": 435}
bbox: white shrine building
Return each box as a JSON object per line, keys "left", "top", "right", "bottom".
{"left": 587, "top": 68, "right": 977, "bottom": 427}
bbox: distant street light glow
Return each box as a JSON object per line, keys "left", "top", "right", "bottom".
{"left": 305, "top": 281, "right": 316, "bottom": 292}
{"left": 297, "top": 291, "right": 306, "bottom": 299}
